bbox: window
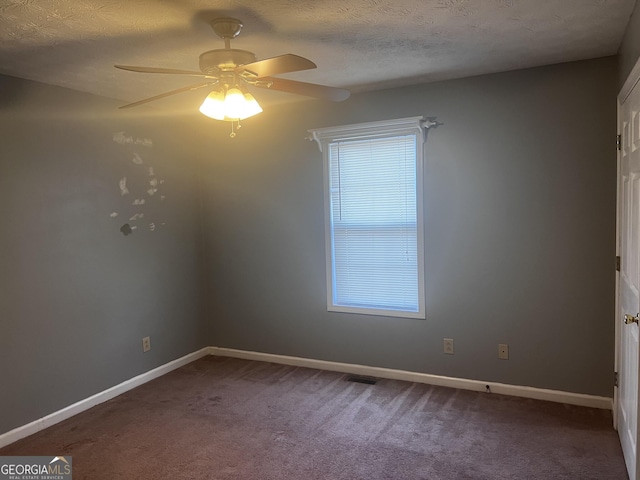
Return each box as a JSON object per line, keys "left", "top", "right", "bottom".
{"left": 309, "top": 117, "right": 426, "bottom": 319}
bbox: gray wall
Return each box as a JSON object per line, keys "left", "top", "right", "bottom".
{"left": 619, "top": 0, "right": 640, "bottom": 87}
{"left": 200, "top": 57, "right": 617, "bottom": 397}
{"left": 0, "top": 75, "right": 207, "bottom": 434}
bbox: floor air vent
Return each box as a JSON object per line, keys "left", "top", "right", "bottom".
{"left": 346, "top": 375, "right": 378, "bottom": 385}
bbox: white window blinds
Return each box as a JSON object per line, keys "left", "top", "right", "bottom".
{"left": 310, "top": 117, "right": 426, "bottom": 319}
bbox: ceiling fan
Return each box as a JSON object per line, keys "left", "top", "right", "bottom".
{"left": 115, "top": 17, "right": 350, "bottom": 126}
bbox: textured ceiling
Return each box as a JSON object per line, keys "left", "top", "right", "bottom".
{"left": 0, "top": 0, "right": 635, "bottom": 111}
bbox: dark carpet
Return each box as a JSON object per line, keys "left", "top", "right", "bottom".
{"left": 1, "top": 356, "right": 628, "bottom": 479}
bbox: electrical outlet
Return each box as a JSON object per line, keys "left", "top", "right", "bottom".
{"left": 498, "top": 343, "right": 509, "bottom": 360}
{"left": 444, "top": 338, "right": 454, "bottom": 355}
{"left": 142, "top": 336, "right": 151, "bottom": 353}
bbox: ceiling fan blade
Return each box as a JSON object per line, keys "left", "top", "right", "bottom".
{"left": 118, "top": 82, "right": 215, "bottom": 109}
{"left": 256, "top": 77, "right": 350, "bottom": 102}
{"left": 115, "top": 65, "right": 209, "bottom": 77}
{"left": 236, "top": 54, "right": 316, "bottom": 78}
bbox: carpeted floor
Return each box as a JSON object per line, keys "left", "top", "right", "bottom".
{"left": 0, "top": 356, "right": 628, "bottom": 479}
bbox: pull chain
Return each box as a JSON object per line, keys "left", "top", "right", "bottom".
{"left": 229, "top": 120, "right": 242, "bottom": 138}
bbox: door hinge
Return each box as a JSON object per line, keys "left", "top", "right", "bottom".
{"left": 615, "top": 371, "right": 619, "bottom": 387}
{"left": 617, "top": 134, "right": 622, "bottom": 151}
{"left": 616, "top": 256, "right": 621, "bottom": 272}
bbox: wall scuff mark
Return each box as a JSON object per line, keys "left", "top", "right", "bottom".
{"left": 111, "top": 131, "right": 167, "bottom": 236}
{"left": 119, "top": 177, "right": 129, "bottom": 196}
{"left": 113, "top": 131, "right": 153, "bottom": 147}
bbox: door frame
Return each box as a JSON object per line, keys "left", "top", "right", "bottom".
{"left": 615, "top": 98, "right": 621, "bottom": 429}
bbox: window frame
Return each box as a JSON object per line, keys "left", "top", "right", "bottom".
{"left": 309, "top": 117, "right": 427, "bottom": 319}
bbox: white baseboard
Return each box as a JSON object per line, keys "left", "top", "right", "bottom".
{"left": 0, "top": 348, "right": 210, "bottom": 449}
{"left": 209, "top": 347, "right": 613, "bottom": 410}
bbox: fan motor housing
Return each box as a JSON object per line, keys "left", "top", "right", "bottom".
{"left": 199, "top": 49, "right": 257, "bottom": 74}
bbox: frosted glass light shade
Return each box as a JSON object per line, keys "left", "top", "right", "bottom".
{"left": 199, "top": 90, "right": 225, "bottom": 120}
{"left": 241, "top": 93, "right": 263, "bottom": 119}
{"left": 223, "top": 88, "right": 246, "bottom": 118}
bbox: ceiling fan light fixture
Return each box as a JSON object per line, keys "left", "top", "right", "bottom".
{"left": 199, "top": 86, "right": 262, "bottom": 121}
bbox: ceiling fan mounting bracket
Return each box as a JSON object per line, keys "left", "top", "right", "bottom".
{"left": 210, "top": 17, "right": 244, "bottom": 40}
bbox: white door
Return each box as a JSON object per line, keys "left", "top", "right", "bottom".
{"left": 618, "top": 73, "right": 640, "bottom": 480}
